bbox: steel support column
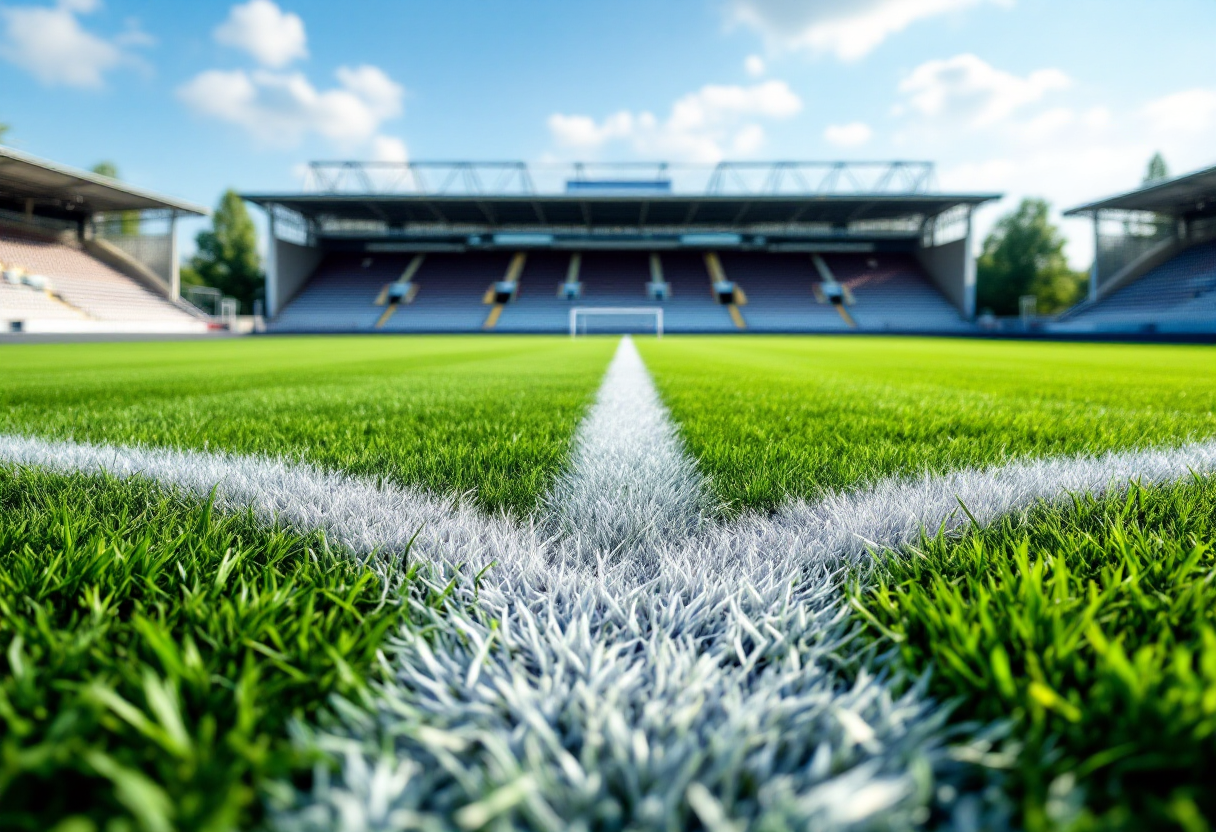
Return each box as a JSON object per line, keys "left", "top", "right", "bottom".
{"left": 1089, "top": 210, "right": 1100, "bottom": 302}
{"left": 963, "top": 207, "right": 976, "bottom": 319}
{"left": 266, "top": 208, "right": 278, "bottom": 317}
{"left": 169, "top": 212, "right": 180, "bottom": 300}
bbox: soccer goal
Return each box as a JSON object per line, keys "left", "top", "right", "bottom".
{"left": 569, "top": 307, "right": 663, "bottom": 338}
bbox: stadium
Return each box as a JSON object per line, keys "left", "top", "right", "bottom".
{"left": 248, "top": 160, "right": 993, "bottom": 335}
{"left": 2, "top": 2, "right": 1216, "bottom": 832}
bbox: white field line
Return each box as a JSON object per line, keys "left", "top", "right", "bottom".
{"left": 0, "top": 432, "right": 540, "bottom": 587}
{"left": 4, "top": 425, "right": 1216, "bottom": 828}
{"left": 541, "top": 335, "right": 714, "bottom": 560}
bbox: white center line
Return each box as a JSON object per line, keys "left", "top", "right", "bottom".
{"left": 541, "top": 335, "right": 715, "bottom": 561}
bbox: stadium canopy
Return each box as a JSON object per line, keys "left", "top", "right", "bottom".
{"left": 243, "top": 194, "right": 997, "bottom": 228}
{"left": 243, "top": 160, "right": 998, "bottom": 237}
{"left": 0, "top": 145, "right": 208, "bottom": 220}
{"left": 1064, "top": 163, "right": 1216, "bottom": 218}
{"left": 1063, "top": 162, "right": 1216, "bottom": 304}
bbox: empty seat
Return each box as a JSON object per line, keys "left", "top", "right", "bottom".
{"left": 1063, "top": 240, "right": 1216, "bottom": 330}
{"left": 267, "top": 248, "right": 972, "bottom": 333}
{"left": 0, "top": 229, "right": 199, "bottom": 326}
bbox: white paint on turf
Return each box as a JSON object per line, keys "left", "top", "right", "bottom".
{"left": 274, "top": 437, "right": 1216, "bottom": 831}
{"left": 5, "top": 369, "right": 1216, "bottom": 829}
{"left": 541, "top": 335, "right": 714, "bottom": 559}
{"left": 0, "top": 432, "right": 540, "bottom": 588}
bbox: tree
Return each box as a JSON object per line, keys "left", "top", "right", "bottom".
{"left": 91, "top": 162, "right": 141, "bottom": 236}
{"left": 0, "top": 122, "right": 9, "bottom": 145}
{"left": 1143, "top": 152, "right": 1169, "bottom": 184}
{"left": 976, "top": 197, "right": 1086, "bottom": 316}
{"left": 181, "top": 189, "right": 263, "bottom": 312}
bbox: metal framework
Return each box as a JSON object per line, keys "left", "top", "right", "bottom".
{"left": 304, "top": 162, "right": 537, "bottom": 196}
{"left": 301, "top": 160, "right": 937, "bottom": 197}
{"left": 705, "top": 161, "right": 935, "bottom": 196}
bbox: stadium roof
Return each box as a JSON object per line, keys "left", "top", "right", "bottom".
{"left": 1064, "top": 163, "right": 1216, "bottom": 216}
{"left": 0, "top": 145, "right": 208, "bottom": 218}
{"left": 244, "top": 160, "right": 999, "bottom": 233}
{"left": 243, "top": 193, "right": 999, "bottom": 229}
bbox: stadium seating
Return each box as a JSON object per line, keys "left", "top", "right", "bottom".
{"left": 719, "top": 252, "right": 968, "bottom": 332}
{"left": 823, "top": 254, "right": 970, "bottom": 331}
{"left": 380, "top": 252, "right": 511, "bottom": 332}
{"left": 271, "top": 253, "right": 405, "bottom": 331}
{"left": 273, "top": 252, "right": 517, "bottom": 332}
{"left": 1060, "top": 240, "right": 1216, "bottom": 331}
{"left": 270, "top": 248, "right": 972, "bottom": 333}
{"left": 718, "top": 252, "right": 848, "bottom": 331}
{"left": 650, "top": 252, "right": 732, "bottom": 332}
{"left": 0, "top": 277, "right": 89, "bottom": 327}
{"left": 494, "top": 251, "right": 572, "bottom": 332}
{"left": 0, "top": 227, "right": 203, "bottom": 330}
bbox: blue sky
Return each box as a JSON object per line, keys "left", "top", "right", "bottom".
{"left": 3, "top": 0, "right": 1215, "bottom": 266}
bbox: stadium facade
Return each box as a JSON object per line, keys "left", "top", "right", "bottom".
{"left": 244, "top": 161, "right": 1000, "bottom": 334}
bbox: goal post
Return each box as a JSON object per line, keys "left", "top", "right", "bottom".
{"left": 569, "top": 307, "right": 664, "bottom": 338}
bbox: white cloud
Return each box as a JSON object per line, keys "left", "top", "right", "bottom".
{"left": 729, "top": 0, "right": 1008, "bottom": 61}
{"left": 744, "top": 54, "right": 765, "bottom": 77}
{"left": 1141, "top": 88, "right": 1216, "bottom": 136}
{"left": 897, "top": 54, "right": 1069, "bottom": 127}
{"left": 920, "top": 80, "right": 1216, "bottom": 268}
{"left": 214, "top": 0, "right": 306, "bottom": 68}
{"left": 177, "top": 64, "right": 404, "bottom": 148}
{"left": 548, "top": 80, "right": 801, "bottom": 162}
{"left": 369, "top": 134, "right": 408, "bottom": 162}
{"left": 824, "top": 121, "right": 873, "bottom": 147}
{"left": 548, "top": 112, "right": 636, "bottom": 150}
{"left": 732, "top": 123, "right": 766, "bottom": 154}
{"left": 0, "top": 0, "right": 146, "bottom": 88}
{"left": 1015, "top": 106, "right": 1073, "bottom": 142}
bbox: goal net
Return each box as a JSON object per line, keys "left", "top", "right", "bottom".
{"left": 569, "top": 307, "right": 664, "bottom": 337}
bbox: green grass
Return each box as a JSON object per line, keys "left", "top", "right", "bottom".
{"left": 638, "top": 336, "right": 1216, "bottom": 513}
{"left": 0, "top": 466, "right": 433, "bottom": 832}
{"left": 5, "top": 333, "right": 1216, "bottom": 830}
{"left": 852, "top": 474, "right": 1216, "bottom": 832}
{"left": 0, "top": 335, "right": 616, "bottom": 517}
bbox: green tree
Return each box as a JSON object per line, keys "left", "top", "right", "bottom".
{"left": 181, "top": 189, "right": 263, "bottom": 312}
{"left": 91, "top": 162, "right": 141, "bottom": 236}
{"left": 976, "top": 197, "right": 1086, "bottom": 316}
{"left": 1143, "top": 152, "right": 1169, "bottom": 184}
{"left": 0, "top": 122, "right": 10, "bottom": 145}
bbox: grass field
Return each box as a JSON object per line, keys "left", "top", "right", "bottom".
{"left": 0, "top": 467, "right": 424, "bottom": 832}
{"left": 854, "top": 475, "right": 1216, "bottom": 831}
{"left": 639, "top": 336, "right": 1216, "bottom": 513}
{"left": 1, "top": 333, "right": 1213, "bottom": 831}
{"left": 0, "top": 336, "right": 615, "bottom": 516}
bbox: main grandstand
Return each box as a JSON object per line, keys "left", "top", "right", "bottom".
{"left": 0, "top": 146, "right": 210, "bottom": 334}
{"left": 245, "top": 161, "right": 999, "bottom": 334}
{"left": 1058, "top": 163, "right": 1216, "bottom": 334}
